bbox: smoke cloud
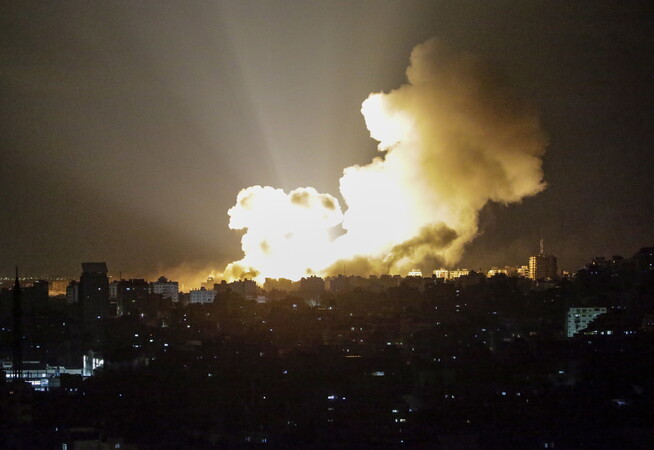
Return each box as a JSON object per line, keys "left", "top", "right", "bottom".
{"left": 223, "top": 38, "right": 547, "bottom": 283}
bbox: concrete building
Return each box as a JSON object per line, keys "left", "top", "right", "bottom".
{"left": 567, "top": 307, "right": 607, "bottom": 337}
{"left": 528, "top": 240, "right": 558, "bottom": 280}
{"left": 116, "top": 279, "right": 149, "bottom": 316}
{"left": 190, "top": 287, "right": 216, "bottom": 304}
{"left": 487, "top": 266, "right": 519, "bottom": 277}
{"left": 433, "top": 268, "right": 470, "bottom": 280}
{"left": 152, "top": 276, "right": 179, "bottom": 302}
{"left": 225, "top": 279, "right": 259, "bottom": 299}
{"left": 79, "top": 262, "right": 110, "bottom": 325}
{"left": 300, "top": 276, "right": 324, "bottom": 298}
{"left": 65, "top": 281, "right": 79, "bottom": 304}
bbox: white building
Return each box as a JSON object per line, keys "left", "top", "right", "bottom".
{"left": 190, "top": 287, "right": 216, "bottom": 304}
{"left": 433, "top": 268, "right": 449, "bottom": 280}
{"left": 567, "top": 307, "right": 607, "bottom": 337}
{"left": 433, "top": 268, "right": 470, "bottom": 280}
{"left": 408, "top": 269, "right": 423, "bottom": 277}
{"left": 152, "top": 276, "right": 179, "bottom": 302}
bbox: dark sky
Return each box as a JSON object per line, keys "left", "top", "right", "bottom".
{"left": 1, "top": 0, "right": 653, "bottom": 279}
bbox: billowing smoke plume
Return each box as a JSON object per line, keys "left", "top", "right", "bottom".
{"left": 223, "top": 38, "right": 547, "bottom": 283}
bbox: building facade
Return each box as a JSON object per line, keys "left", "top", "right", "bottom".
{"left": 79, "top": 262, "right": 110, "bottom": 325}
{"left": 152, "top": 276, "right": 179, "bottom": 302}
{"left": 190, "top": 287, "right": 216, "bottom": 304}
{"left": 567, "top": 307, "right": 607, "bottom": 337}
{"left": 528, "top": 254, "right": 558, "bottom": 280}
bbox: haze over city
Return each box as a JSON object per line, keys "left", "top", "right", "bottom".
{"left": 2, "top": 1, "right": 653, "bottom": 285}
{"left": 3, "top": 2, "right": 654, "bottom": 449}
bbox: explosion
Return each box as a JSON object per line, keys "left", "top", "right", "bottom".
{"left": 223, "top": 39, "right": 547, "bottom": 283}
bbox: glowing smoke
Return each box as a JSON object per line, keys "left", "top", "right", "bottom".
{"left": 223, "top": 39, "right": 547, "bottom": 283}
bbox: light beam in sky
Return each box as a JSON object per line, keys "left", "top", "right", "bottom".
{"left": 222, "top": 38, "right": 547, "bottom": 283}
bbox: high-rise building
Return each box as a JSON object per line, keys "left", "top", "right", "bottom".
{"left": 79, "top": 262, "right": 110, "bottom": 325}
{"left": 528, "top": 239, "right": 558, "bottom": 281}
{"left": 116, "top": 278, "right": 149, "bottom": 316}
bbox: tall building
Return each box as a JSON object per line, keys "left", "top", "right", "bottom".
{"left": 116, "top": 278, "right": 149, "bottom": 316}
{"left": 528, "top": 239, "right": 558, "bottom": 281}
{"left": 79, "top": 262, "right": 110, "bottom": 325}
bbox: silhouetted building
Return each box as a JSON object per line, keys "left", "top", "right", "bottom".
{"left": 224, "top": 279, "right": 258, "bottom": 299}
{"left": 528, "top": 239, "right": 558, "bottom": 280}
{"left": 65, "top": 280, "right": 79, "bottom": 304}
{"left": 79, "top": 262, "right": 110, "bottom": 326}
{"left": 327, "top": 275, "right": 350, "bottom": 293}
{"left": 116, "top": 279, "right": 149, "bottom": 316}
{"left": 22, "top": 280, "right": 48, "bottom": 316}
{"left": 263, "top": 278, "right": 297, "bottom": 292}
{"left": 12, "top": 268, "right": 22, "bottom": 380}
{"left": 633, "top": 246, "right": 654, "bottom": 272}
{"left": 300, "top": 276, "right": 324, "bottom": 299}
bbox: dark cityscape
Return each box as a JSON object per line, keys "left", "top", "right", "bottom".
{"left": 2, "top": 247, "right": 654, "bottom": 448}
{"left": 2, "top": 1, "right": 654, "bottom": 449}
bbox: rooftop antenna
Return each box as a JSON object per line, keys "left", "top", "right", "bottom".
{"left": 540, "top": 238, "right": 544, "bottom": 255}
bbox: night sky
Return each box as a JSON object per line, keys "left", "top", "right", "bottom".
{"left": 1, "top": 1, "right": 653, "bottom": 280}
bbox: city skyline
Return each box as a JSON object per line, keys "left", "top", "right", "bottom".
{"left": 2, "top": 241, "right": 650, "bottom": 293}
